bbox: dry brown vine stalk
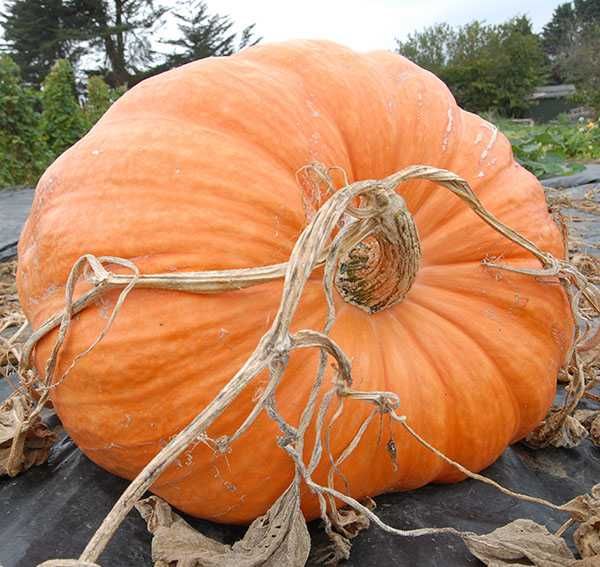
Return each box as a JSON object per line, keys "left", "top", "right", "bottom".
{"left": 2, "top": 164, "right": 599, "bottom": 566}
{"left": 522, "top": 184, "right": 600, "bottom": 449}
{"left": 0, "top": 261, "right": 26, "bottom": 378}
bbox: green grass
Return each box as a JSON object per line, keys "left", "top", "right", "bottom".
{"left": 490, "top": 115, "right": 600, "bottom": 179}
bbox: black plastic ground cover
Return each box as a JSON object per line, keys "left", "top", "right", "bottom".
{"left": 0, "top": 187, "right": 34, "bottom": 262}
{"left": 542, "top": 164, "right": 600, "bottom": 189}
{"left": 1, "top": 375, "right": 599, "bottom": 567}
{"left": 1, "top": 171, "right": 599, "bottom": 566}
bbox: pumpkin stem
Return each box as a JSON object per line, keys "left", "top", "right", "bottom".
{"left": 334, "top": 188, "right": 421, "bottom": 313}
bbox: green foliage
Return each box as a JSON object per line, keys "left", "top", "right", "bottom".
{"left": 40, "top": 59, "right": 86, "bottom": 157}
{"left": 0, "top": 58, "right": 126, "bottom": 188}
{"left": 0, "top": 55, "right": 47, "bottom": 186}
{"left": 71, "top": 0, "right": 169, "bottom": 86}
{"left": 559, "top": 23, "right": 600, "bottom": 113}
{"left": 2, "top": 1, "right": 260, "bottom": 88}
{"left": 542, "top": 2, "right": 576, "bottom": 61}
{"left": 495, "top": 116, "right": 599, "bottom": 178}
{"left": 1, "top": 0, "right": 83, "bottom": 86}
{"left": 543, "top": 1, "right": 600, "bottom": 111}
{"left": 84, "top": 76, "right": 112, "bottom": 127}
{"left": 396, "top": 16, "right": 546, "bottom": 116}
{"left": 83, "top": 75, "right": 124, "bottom": 128}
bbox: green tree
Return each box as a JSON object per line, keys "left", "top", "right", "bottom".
{"left": 69, "top": 0, "right": 168, "bottom": 86}
{"left": 1, "top": 0, "right": 82, "bottom": 86}
{"left": 396, "top": 16, "right": 546, "bottom": 116}
{"left": 574, "top": 0, "right": 600, "bottom": 22}
{"left": 560, "top": 25, "right": 600, "bottom": 112}
{"left": 542, "top": 3, "right": 576, "bottom": 60}
{"left": 162, "top": 1, "right": 260, "bottom": 68}
{"left": 83, "top": 74, "right": 125, "bottom": 128}
{"left": 543, "top": 1, "right": 600, "bottom": 111}
{"left": 40, "top": 59, "right": 86, "bottom": 157}
{"left": 395, "top": 23, "right": 454, "bottom": 77}
{"left": 0, "top": 55, "right": 47, "bottom": 185}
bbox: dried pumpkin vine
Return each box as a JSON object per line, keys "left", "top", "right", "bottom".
{"left": 1, "top": 164, "right": 599, "bottom": 566}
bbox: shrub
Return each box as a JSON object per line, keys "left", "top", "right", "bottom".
{"left": 0, "top": 55, "right": 47, "bottom": 186}
{"left": 84, "top": 75, "right": 125, "bottom": 129}
{"left": 40, "top": 59, "right": 86, "bottom": 158}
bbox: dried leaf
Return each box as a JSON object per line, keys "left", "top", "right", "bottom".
{"left": 525, "top": 409, "right": 589, "bottom": 448}
{"left": 0, "top": 394, "right": 56, "bottom": 477}
{"left": 310, "top": 501, "right": 375, "bottom": 567}
{"left": 311, "top": 531, "right": 351, "bottom": 566}
{"left": 329, "top": 498, "right": 374, "bottom": 540}
{"left": 564, "top": 484, "right": 600, "bottom": 523}
{"left": 590, "top": 416, "right": 600, "bottom": 446}
{"left": 564, "top": 483, "right": 600, "bottom": 560}
{"left": 573, "top": 516, "right": 600, "bottom": 558}
{"left": 574, "top": 410, "right": 600, "bottom": 447}
{"left": 136, "top": 483, "right": 310, "bottom": 567}
{"left": 463, "top": 519, "right": 576, "bottom": 566}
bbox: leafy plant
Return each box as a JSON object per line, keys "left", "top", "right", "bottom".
{"left": 84, "top": 75, "right": 125, "bottom": 129}
{"left": 0, "top": 55, "right": 48, "bottom": 186}
{"left": 496, "top": 116, "right": 599, "bottom": 178}
{"left": 40, "top": 59, "right": 86, "bottom": 158}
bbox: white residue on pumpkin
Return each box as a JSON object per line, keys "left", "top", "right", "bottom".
{"left": 310, "top": 131, "right": 321, "bottom": 144}
{"left": 218, "top": 327, "right": 229, "bottom": 339}
{"left": 91, "top": 149, "right": 102, "bottom": 156}
{"left": 274, "top": 215, "right": 280, "bottom": 238}
{"left": 184, "top": 451, "right": 193, "bottom": 466}
{"left": 480, "top": 123, "right": 498, "bottom": 162}
{"left": 306, "top": 96, "right": 321, "bottom": 118}
{"left": 121, "top": 414, "right": 132, "bottom": 427}
{"left": 483, "top": 307, "right": 499, "bottom": 322}
{"left": 474, "top": 132, "right": 484, "bottom": 145}
{"left": 441, "top": 106, "right": 453, "bottom": 152}
{"left": 41, "top": 283, "right": 58, "bottom": 300}
{"left": 175, "top": 168, "right": 181, "bottom": 176}
{"left": 477, "top": 171, "right": 485, "bottom": 178}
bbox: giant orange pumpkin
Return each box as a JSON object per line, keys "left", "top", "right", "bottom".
{"left": 17, "top": 40, "right": 572, "bottom": 524}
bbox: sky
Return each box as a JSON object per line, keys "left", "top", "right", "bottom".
{"left": 209, "top": 0, "right": 565, "bottom": 51}
{"left": 0, "top": 0, "right": 565, "bottom": 53}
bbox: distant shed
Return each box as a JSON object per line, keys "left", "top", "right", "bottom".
{"left": 526, "top": 84, "right": 577, "bottom": 122}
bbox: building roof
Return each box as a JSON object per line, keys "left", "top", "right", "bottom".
{"left": 531, "top": 84, "right": 576, "bottom": 99}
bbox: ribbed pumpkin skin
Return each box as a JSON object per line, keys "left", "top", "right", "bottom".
{"left": 18, "top": 41, "right": 572, "bottom": 524}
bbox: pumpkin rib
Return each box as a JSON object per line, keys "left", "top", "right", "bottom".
{"left": 385, "top": 303, "right": 462, "bottom": 479}
{"left": 383, "top": 307, "right": 449, "bottom": 484}
{"left": 399, "top": 299, "right": 518, "bottom": 480}
{"left": 403, "top": 289, "right": 522, "bottom": 442}
{"left": 407, "top": 278, "right": 565, "bottom": 439}
{"left": 98, "top": 113, "right": 303, "bottom": 187}
{"left": 412, "top": 269, "right": 570, "bottom": 351}
{"left": 418, "top": 169, "right": 557, "bottom": 259}
{"left": 166, "top": 55, "right": 356, "bottom": 184}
